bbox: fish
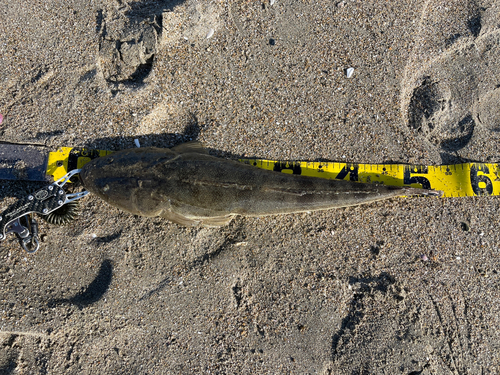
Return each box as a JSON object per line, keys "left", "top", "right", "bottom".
{"left": 79, "top": 142, "right": 442, "bottom": 226}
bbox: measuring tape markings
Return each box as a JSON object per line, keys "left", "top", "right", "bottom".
{"left": 240, "top": 159, "right": 500, "bottom": 198}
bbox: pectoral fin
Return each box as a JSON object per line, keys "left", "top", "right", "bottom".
{"left": 201, "top": 215, "right": 234, "bottom": 227}
{"left": 159, "top": 209, "right": 201, "bottom": 226}
{"left": 159, "top": 209, "right": 233, "bottom": 227}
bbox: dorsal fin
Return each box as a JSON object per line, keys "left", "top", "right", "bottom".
{"left": 171, "top": 141, "right": 208, "bottom": 154}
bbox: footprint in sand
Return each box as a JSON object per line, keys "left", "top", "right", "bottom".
{"left": 401, "top": 1, "right": 500, "bottom": 155}
{"left": 96, "top": 0, "right": 168, "bottom": 89}
{"left": 96, "top": 0, "right": 220, "bottom": 92}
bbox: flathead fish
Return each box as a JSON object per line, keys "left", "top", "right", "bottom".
{"left": 79, "top": 142, "right": 442, "bottom": 226}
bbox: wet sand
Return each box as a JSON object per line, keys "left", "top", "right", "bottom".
{"left": 1, "top": 0, "right": 500, "bottom": 373}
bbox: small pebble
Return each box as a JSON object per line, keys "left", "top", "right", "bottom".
{"left": 421, "top": 254, "right": 429, "bottom": 261}
{"left": 0, "top": 113, "right": 3, "bottom": 125}
{"left": 270, "top": 0, "right": 275, "bottom": 5}
{"left": 346, "top": 67, "right": 355, "bottom": 78}
{"left": 134, "top": 139, "right": 141, "bottom": 148}
{"left": 206, "top": 28, "right": 214, "bottom": 39}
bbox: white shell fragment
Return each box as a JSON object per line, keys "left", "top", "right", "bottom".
{"left": 346, "top": 67, "right": 355, "bottom": 78}
{"left": 206, "top": 28, "right": 214, "bottom": 39}
{"left": 270, "top": 0, "right": 276, "bottom": 5}
{"left": 134, "top": 139, "right": 141, "bottom": 148}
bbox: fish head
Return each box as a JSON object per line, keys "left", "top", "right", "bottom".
{"left": 79, "top": 147, "right": 177, "bottom": 215}
{"left": 80, "top": 170, "right": 143, "bottom": 213}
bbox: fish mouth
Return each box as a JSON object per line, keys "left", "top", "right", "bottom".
{"left": 79, "top": 165, "right": 100, "bottom": 189}
{"left": 80, "top": 166, "right": 110, "bottom": 196}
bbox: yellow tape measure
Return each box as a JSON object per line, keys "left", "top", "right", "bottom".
{"left": 45, "top": 147, "right": 499, "bottom": 198}
{"left": 47, "top": 147, "right": 113, "bottom": 182}
{"left": 240, "top": 159, "right": 500, "bottom": 198}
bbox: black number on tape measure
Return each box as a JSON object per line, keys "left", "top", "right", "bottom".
{"left": 69, "top": 148, "right": 102, "bottom": 171}
{"left": 335, "top": 164, "right": 359, "bottom": 181}
{"left": 470, "top": 164, "right": 493, "bottom": 196}
{"left": 403, "top": 166, "right": 431, "bottom": 189}
{"left": 273, "top": 161, "right": 302, "bottom": 175}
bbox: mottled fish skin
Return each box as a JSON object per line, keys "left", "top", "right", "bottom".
{"left": 79, "top": 143, "right": 442, "bottom": 226}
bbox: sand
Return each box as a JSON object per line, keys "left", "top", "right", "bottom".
{"left": 1, "top": 0, "right": 500, "bottom": 373}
